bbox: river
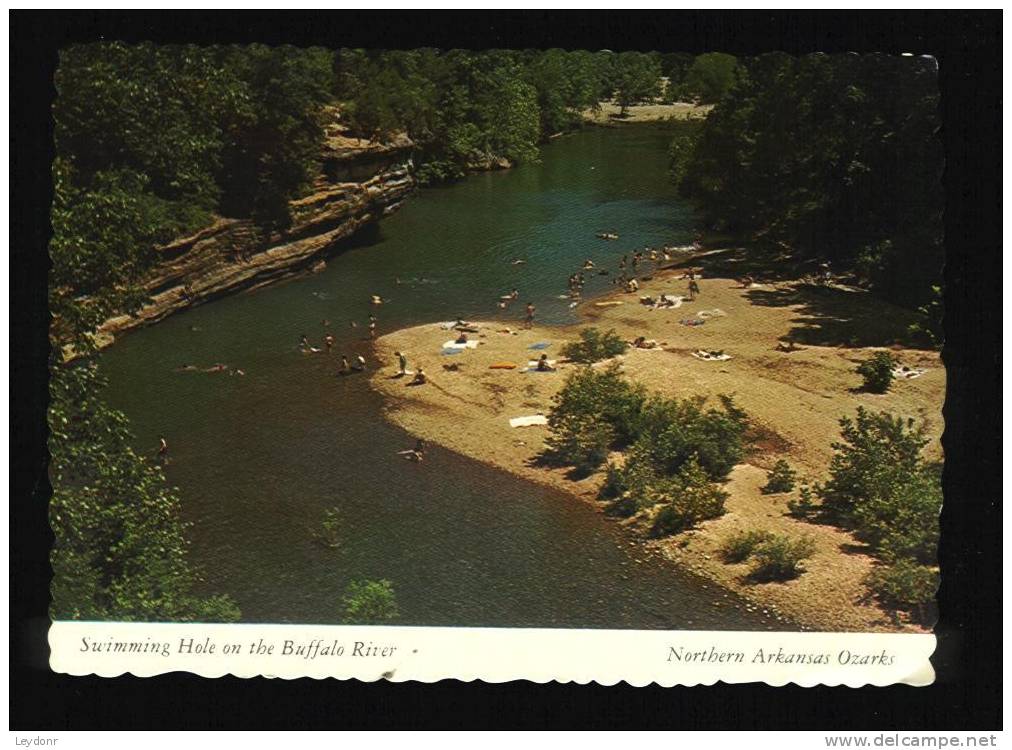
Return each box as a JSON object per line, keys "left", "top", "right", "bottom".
{"left": 99, "top": 125, "right": 779, "bottom": 630}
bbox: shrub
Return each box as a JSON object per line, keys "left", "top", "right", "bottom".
{"left": 762, "top": 459, "right": 797, "bottom": 494}
{"left": 543, "top": 412, "right": 615, "bottom": 476}
{"left": 867, "top": 560, "right": 938, "bottom": 612}
{"left": 853, "top": 466, "right": 941, "bottom": 564}
{"left": 649, "top": 455, "right": 729, "bottom": 537}
{"left": 751, "top": 534, "right": 817, "bottom": 581}
{"left": 312, "top": 507, "right": 343, "bottom": 549}
{"left": 857, "top": 351, "right": 896, "bottom": 393}
{"left": 821, "top": 408, "right": 929, "bottom": 521}
{"left": 720, "top": 530, "right": 773, "bottom": 563}
{"left": 820, "top": 409, "right": 939, "bottom": 563}
{"left": 631, "top": 394, "right": 749, "bottom": 482}
{"left": 341, "top": 579, "right": 399, "bottom": 624}
{"left": 787, "top": 484, "right": 818, "bottom": 519}
{"left": 560, "top": 327, "right": 628, "bottom": 364}
{"left": 547, "top": 365, "right": 646, "bottom": 452}
{"left": 598, "top": 462, "right": 627, "bottom": 500}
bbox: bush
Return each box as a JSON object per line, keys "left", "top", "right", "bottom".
{"left": 853, "top": 467, "right": 941, "bottom": 564}
{"left": 857, "top": 351, "right": 896, "bottom": 393}
{"left": 341, "top": 579, "right": 399, "bottom": 624}
{"left": 820, "top": 408, "right": 939, "bottom": 563}
{"left": 546, "top": 365, "right": 646, "bottom": 454}
{"left": 649, "top": 455, "right": 729, "bottom": 537}
{"left": 630, "top": 394, "right": 749, "bottom": 482}
{"left": 867, "top": 560, "right": 938, "bottom": 611}
{"left": 821, "top": 408, "right": 929, "bottom": 520}
{"left": 751, "top": 534, "right": 817, "bottom": 581}
{"left": 598, "top": 462, "right": 627, "bottom": 500}
{"left": 542, "top": 412, "right": 615, "bottom": 476}
{"left": 762, "top": 459, "right": 797, "bottom": 494}
{"left": 787, "top": 484, "right": 818, "bottom": 519}
{"left": 719, "top": 530, "right": 773, "bottom": 563}
{"left": 560, "top": 327, "right": 628, "bottom": 364}
{"left": 312, "top": 507, "right": 342, "bottom": 549}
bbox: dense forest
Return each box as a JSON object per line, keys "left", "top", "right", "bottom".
{"left": 670, "top": 53, "right": 942, "bottom": 318}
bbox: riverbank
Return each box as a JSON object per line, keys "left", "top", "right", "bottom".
{"left": 81, "top": 121, "right": 415, "bottom": 356}
{"left": 582, "top": 101, "right": 713, "bottom": 125}
{"left": 370, "top": 264, "right": 943, "bottom": 633}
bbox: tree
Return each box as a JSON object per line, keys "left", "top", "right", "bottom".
{"left": 610, "top": 52, "right": 662, "bottom": 116}
{"left": 341, "top": 579, "right": 399, "bottom": 624}
{"left": 49, "top": 364, "right": 241, "bottom": 622}
{"left": 857, "top": 351, "right": 897, "bottom": 393}
{"left": 675, "top": 53, "right": 942, "bottom": 309}
{"left": 820, "top": 408, "right": 940, "bottom": 564}
{"left": 680, "top": 53, "right": 738, "bottom": 104}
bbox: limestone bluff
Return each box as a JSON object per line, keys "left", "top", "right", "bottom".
{"left": 90, "top": 112, "right": 416, "bottom": 351}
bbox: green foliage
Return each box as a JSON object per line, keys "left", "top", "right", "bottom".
{"left": 49, "top": 160, "right": 199, "bottom": 354}
{"left": 560, "top": 327, "right": 629, "bottom": 364}
{"left": 857, "top": 351, "right": 896, "bottom": 393}
{"left": 543, "top": 412, "right": 615, "bottom": 476}
{"left": 339, "top": 48, "right": 612, "bottom": 184}
{"left": 52, "top": 43, "right": 334, "bottom": 348}
{"left": 547, "top": 365, "right": 647, "bottom": 452}
{"left": 608, "top": 52, "right": 663, "bottom": 115}
{"left": 679, "top": 53, "right": 738, "bottom": 104}
{"left": 49, "top": 364, "right": 241, "bottom": 622}
{"left": 647, "top": 453, "right": 728, "bottom": 534}
{"left": 341, "top": 579, "right": 399, "bottom": 624}
{"left": 213, "top": 45, "right": 333, "bottom": 230}
{"left": 787, "top": 484, "right": 818, "bottom": 519}
{"left": 907, "top": 285, "right": 944, "bottom": 349}
{"left": 629, "top": 393, "right": 749, "bottom": 482}
{"left": 313, "top": 507, "right": 343, "bottom": 549}
{"left": 751, "top": 534, "right": 817, "bottom": 581}
{"left": 675, "top": 53, "right": 942, "bottom": 308}
{"left": 867, "top": 560, "right": 939, "bottom": 611}
{"left": 762, "top": 459, "right": 797, "bottom": 494}
{"left": 667, "top": 120, "right": 703, "bottom": 189}
{"left": 720, "top": 529, "right": 774, "bottom": 563}
{"left": 821, "top": 408, "right": 940, "bottom": 565}
{"left": 649, "top": 456, "right": 730, "bottom": 537}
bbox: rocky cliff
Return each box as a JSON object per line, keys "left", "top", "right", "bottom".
{"left": 93, "top": 123, "right": 415, "bottom": 348}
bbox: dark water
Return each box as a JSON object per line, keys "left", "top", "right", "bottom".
{"left": 100, "top": 126, "right": 776, "bottom": 629}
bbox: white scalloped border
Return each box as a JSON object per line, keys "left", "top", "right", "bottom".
{"left": 50, "top": 621, "right": 935, "bottom": 687}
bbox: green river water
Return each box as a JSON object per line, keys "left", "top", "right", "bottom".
{"left": 99, "top": 125, "right": 779, "bottom": 629}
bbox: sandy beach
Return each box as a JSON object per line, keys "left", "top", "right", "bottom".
{"left": 582, "top": 101, "right": 713, "bottom": 124}
{"left": 369, "top": 264, "right": 943, "bottom": 633}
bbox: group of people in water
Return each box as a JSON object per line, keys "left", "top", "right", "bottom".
{"left": 296, "top": 305, "right": 385, "bottom": 376}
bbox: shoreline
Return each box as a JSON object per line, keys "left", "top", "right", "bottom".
{"left": 581, "top": 101, "right": 713, "bottom": 125}
{"left": 369, "top": 262, "right": 943, "bottom": 633}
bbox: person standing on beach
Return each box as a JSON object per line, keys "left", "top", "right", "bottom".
{"left": 396, "top": 351, "right": 408, "bottom": 376}
{"left": 524, "top": 302, "right": 535, "bottom": 329}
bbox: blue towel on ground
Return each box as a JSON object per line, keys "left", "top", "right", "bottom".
{"left": 528, "top": 342, "right": 551, "bottom": 350}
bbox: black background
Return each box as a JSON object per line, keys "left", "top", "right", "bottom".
{"left": 10, "top": 10, "right": 1002, "bottom": 730}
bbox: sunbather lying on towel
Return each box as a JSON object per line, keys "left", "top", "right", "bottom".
{"left": 632, "top": 336, "right": 659, "bottom": 349}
